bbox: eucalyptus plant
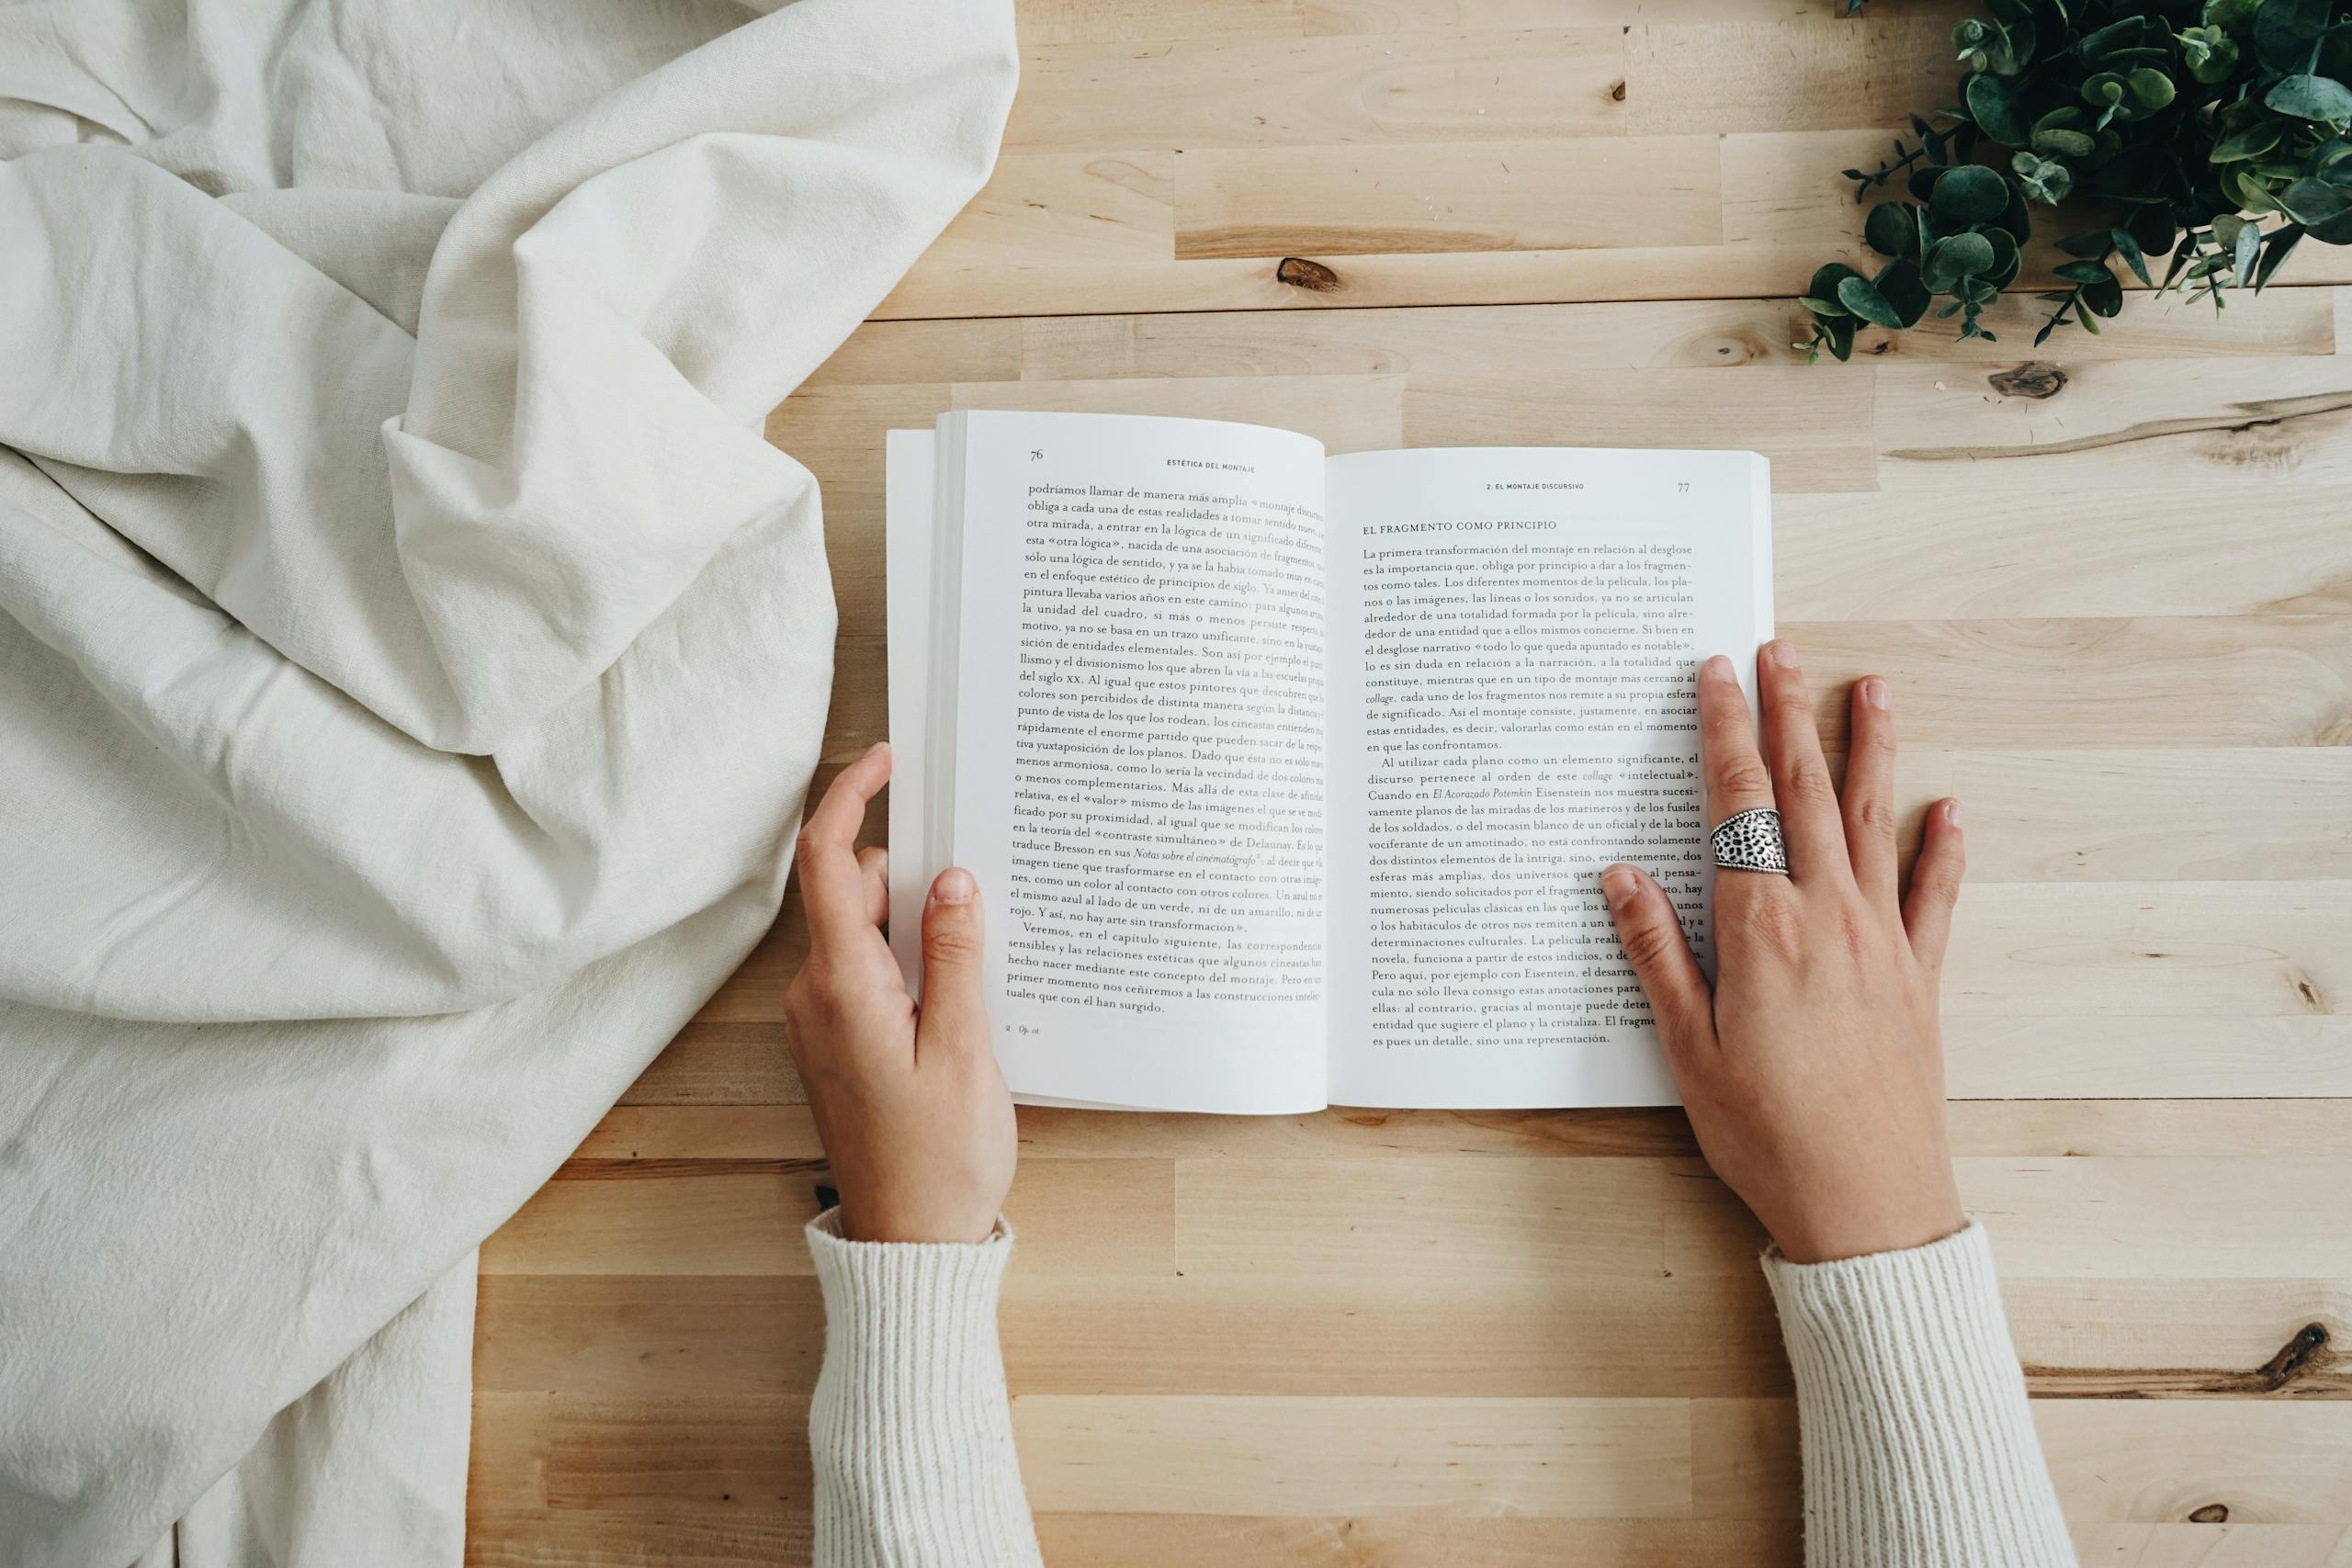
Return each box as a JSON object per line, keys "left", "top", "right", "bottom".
{"left": 1804, "top": 0, "right": 2352, "bottom": 361}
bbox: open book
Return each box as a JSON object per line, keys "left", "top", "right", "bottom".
{"left": 887, "top": 411, "right": 1770, "bottom": 1114}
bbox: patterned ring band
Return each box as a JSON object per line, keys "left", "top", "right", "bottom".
{"left": 1710, "top": 807, "right": 1791, "bottom": 875}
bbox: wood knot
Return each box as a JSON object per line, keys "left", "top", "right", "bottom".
{"left": 1988, "top": 361, "right": 2068, "bottom": 400}
{"left": 1610, "top": 79, "right": 1628, "bottom": 102}
{"left": 2188, "top": 1503, "right": 2230, "bottom": 1524}
{"left": 2255, "top": 1321, "right": 2332, "bottom": 1391}
{"left": 1276, "top": 256, "right": 1341, "bottom": 292}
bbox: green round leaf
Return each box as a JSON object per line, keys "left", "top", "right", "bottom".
{"left": 2126, "top": 204, "right": 2177, "bottom": 259}
{"left": 1922, "top": 231, "right": 1998, "bottom": 288}
{"left": 2210, "top": 119, "right": 2286, "bottom": 163}
{"left": 2266, "top": 74, "right": 2352, "bottom": 121}
{"left": 1982, "top": 227, "right": 2023, "bottom": 287}
{"left": 2082, "top": 276, "right": 2125, "bottom": 316}
{"left": 1930, "top": 164, "right": 2009, "bottom": 224}
{"left": 2204, "top": 0, "right": 2260, "bottom": 39}
{"left": 2031, "top": 127, "right": 2098, "bottom": 157}
{"left": 2055, "top": 258, "right": 2116, "bottom": 284}
{"left": 1872, "top": 259, "right": 1934, "bottom": 326}
{"left": 2280, "top": 176, "right": 2352, "bottom": 227}
{"left": 1836, "top": 275, "right": 1905, "bottom": 330}
{"left": 2125, "top": 68, "right": 2176, "bottom": 110}
{"left": 2222, "top": 163, "right": 2279, "bottom": 213}
{"left": 1805, "top": 263, "right": 1867, "bottom": 312}
{"left": 1965, "top": 72, "right": 2033, "bottom": 144}
{"left": 1823, "top": 313, "right": 1860, "bottom": 362}
{"left": 2307, "top": 204, "right": 2352, "bottom": 243}
{"left": 2109, "top": 225, "right": 2153, "bottom": 286}
{"left": 2255, "top": 0, "right": 2329, "bottom": 73}
{"left": 1863, "top": 201, "right": 1917, "bottom": 256}
{"left": 1994, "top": 177, "right": 2032, "bottom": 243}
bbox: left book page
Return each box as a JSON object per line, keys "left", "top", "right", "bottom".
{"left": 888, "top": 410, "right": 1332, "bottom": 1113}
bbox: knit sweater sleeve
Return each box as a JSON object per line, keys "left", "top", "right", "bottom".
{"left": 1761, "top": 1220, "right": 2077, "bottom": 1568}
{"left": 803, "top": 1209, "right": 1044, "bottom": 1568}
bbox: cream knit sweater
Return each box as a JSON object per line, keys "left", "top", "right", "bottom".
{"left": 804, "top": 1213, "right": 2076, "bottom": 1567}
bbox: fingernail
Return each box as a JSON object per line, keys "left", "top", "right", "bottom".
{"left": 1700, "top": 654, "right": 1734, "bottom": 683}
{"left": 1944, "top": 799, "right": 1963, "bottom": 828}
{"left": 933, "top": 866, "right": 976, "bottom": 904}
{"left": 865, "top": 740, "right": 889, "bottom": 760}
{"left": 1768, "top": 639, "right": 1800, "bottom": 669}
{"left": 1860, "top": 676, "right": 1888, "bottom": 710}
{"left": 1600, "top": 865, "right": 1641, "bottom": 910}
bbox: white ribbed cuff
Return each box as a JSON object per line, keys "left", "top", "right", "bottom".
{"left": 1763, "top": 1221, "right": 2076, "bottom": 1568}
{"left": 804, "top": 1209, "right": 1043, "bottom": 1568}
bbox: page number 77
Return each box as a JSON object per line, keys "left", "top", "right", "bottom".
{"left": 1676, "top": 480, "right": 1690, "bottom": 492}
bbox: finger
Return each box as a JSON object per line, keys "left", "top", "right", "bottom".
{"left": 914, "top": 867, "right": 988, "bottom": 1058}
{"left": 855, "top": 844, "right": 889, "bottom": 930}
{"left": 1843, "top": 676, "right": 1899, "bottom": 906}
{"left": 1698, "top": 653, "right": 1775, "bottom": 824}
{"left": 796, "top": 744, "right": 891, "bottom": 951}
{"left": 1600, "top": 864, "right": 1715, "bottom": 1056}
{"left": 1903, "top": 798, "right": 1966, "bottom": 971}
{"left": 1756, "top": 640, "right": 1849, "bottom": 886}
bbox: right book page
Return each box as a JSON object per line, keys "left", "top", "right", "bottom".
{"left": 1322, "top": 446, "right": 1772, "bottom": 1110}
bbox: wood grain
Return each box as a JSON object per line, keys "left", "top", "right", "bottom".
{"left": 470, "top": 1, "right": 2352, "bottom": 1562}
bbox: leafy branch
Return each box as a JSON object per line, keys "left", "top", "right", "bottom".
{"left": 1805, "top": 0, "right": 2352, "bottom": 362}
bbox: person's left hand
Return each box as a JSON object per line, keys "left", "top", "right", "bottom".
{"left": 782, "top": 742, "right": 1017, "bottom": 1244}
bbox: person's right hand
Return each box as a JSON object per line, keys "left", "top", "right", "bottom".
{"left": 1600, "top": 644, "right": 1969, "bottom": 1265}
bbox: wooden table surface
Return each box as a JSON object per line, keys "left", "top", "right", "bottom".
{"left": 467, "top": 2, "right": 2352, "bottom": 1562}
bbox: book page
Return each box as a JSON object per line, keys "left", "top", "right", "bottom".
{"left": 1323, "top": 446, "right": 1770, "bottom": 1110}
{"left": 910, "top": 410, "right": 1332, "bottom": 1114}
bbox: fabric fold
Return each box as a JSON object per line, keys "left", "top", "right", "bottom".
{"left": 0, "top": 3, "right": 1019, "bottom": 1562}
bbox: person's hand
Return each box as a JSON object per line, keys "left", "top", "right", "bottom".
{"left": 1601, "top": 644, "right": 1968, "bottom": 1265}
{"left": 782, "top": 742, "right": 1016, "bottom": 1245}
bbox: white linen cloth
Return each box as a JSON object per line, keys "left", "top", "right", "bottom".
{"left": 0, "top": 3, "right": 1017, "bottom": 1562}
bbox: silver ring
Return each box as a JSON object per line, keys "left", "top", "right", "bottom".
{"left": 1711, "top": 807, "right": 1790, "bottom": 875}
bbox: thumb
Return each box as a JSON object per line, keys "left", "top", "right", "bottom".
{"left": 916, "top": 866, "right": 988, "bottom": 1054}
{"left": 1600, "top": 864, "right": 1714, "bottom": 1053}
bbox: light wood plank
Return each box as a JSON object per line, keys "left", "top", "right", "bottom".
{"left": 1944, "top": 1015, "right": 2352, "bottom": 1100}
{"left": 1623, "top": 15, "right": 1957, "bottom": 135}
{"left": 1778, "top": 484, "right": 2352, "bottom": 622}
{"left": 1951, "top": 750, "right": 2352, "bottom": 883}
{"left": 1176, "top": 1155, "right": 1662, "bottom": 1281}
{"left": 1667, "top": 1157, "right": 2352, "bottom": 1279}
{"left": 481, "top": 1159, "right": 1174, "bottom": 1278}
{"left": 473, "top": 1275, "right": 822, "bottom": 1400}
{"left": 1939, "top": 881, "right": 2352, "bottom": 1020}
{"left": 1032, "top": 1513, "right": 1800, "bottom": 1565}
{"left": 2043, "top": 1402, "right": 2352, "bottom": 1525}
{"left": 1407, "top": 367, "right": 1879, "bottom": 491}
{"left": 469, "top": 1392, "right": 808, "bottom": 1516}
{"left": 1005, "top": 30, "right": 1633, "bottom": 152}
{"left": 1876, "top": 354, "right": 2352, "bottom": 493}
{"left": 1015, "top": 1393, "right": 1693, "bottom": 1516}
{"left": 575, "top": 1097, "right": 2352, "bottom": 1166}
{"left": 1792, "top": 619, "right": 2352, "bottom": 750}
{"left": 1018, "top": 0, "right": 1309, "bottom": 46}
{"left": 2068, "top": 1524, "right": 2352, "bottom": 1565}
{"left": 1174, "top": 138, "right": 1723, "bottom": 259}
